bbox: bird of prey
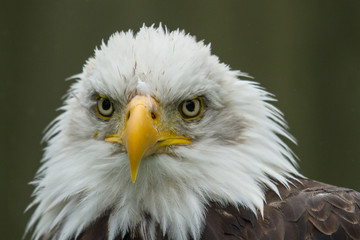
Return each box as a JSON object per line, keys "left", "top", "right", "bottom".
{"left": 27, "top": 26, "right": 360, "bottom": 240}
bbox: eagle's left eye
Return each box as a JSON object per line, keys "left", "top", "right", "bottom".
{"left": 178, "top": 97, "right": 204, "bottom": 120}
{"left": 96, "top": 95, "right": 114, "bottom": 120}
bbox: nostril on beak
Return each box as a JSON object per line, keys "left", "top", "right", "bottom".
{"left": 151, "top": 112, "right": 156, "bottom": 120}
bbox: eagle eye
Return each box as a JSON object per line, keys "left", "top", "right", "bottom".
{"left": 96, "top": 95, "right": 114, "bottom": 120}
{"left": 178, "top": 97, "right": 203, "bottom": 120}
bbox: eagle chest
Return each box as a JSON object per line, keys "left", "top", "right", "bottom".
{"left": 74, "top": 179, "right": 360, "bottom": 240}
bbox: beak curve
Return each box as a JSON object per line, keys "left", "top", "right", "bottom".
{"left": 122, "top": 96, "right": 158, "bottom": 182}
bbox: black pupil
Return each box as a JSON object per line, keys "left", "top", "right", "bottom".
{"left": 185, "top": 100, "right": 195, "bottom": 112}
{"left": 102, "top": 99, "right": 111, "bottom": 111}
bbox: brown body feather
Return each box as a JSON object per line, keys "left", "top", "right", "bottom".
{"left": 71, "top": 178, "right": 360, "bottom": 240}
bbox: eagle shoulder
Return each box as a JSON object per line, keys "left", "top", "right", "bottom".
{"left": 69, "top": 179, "right": 360, "bottom": 240}
{"left": 202, "top": 178, "right": 360, "bottom": 240}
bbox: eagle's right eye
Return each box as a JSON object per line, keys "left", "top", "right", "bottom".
{"left": 96, "top": 95, "right": 114, "bottom": 120}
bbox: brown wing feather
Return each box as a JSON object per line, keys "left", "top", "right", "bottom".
{"left": 68, "top": 178, "right": 360, "bottom": 240}
{"left": 202, "top": 178, "right": 360, "bottom": 240}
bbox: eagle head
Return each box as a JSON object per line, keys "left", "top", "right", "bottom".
{"left": 27, "top": 25, "right": 299, "bottom": 240}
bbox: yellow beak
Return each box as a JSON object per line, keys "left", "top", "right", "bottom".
{"left": 105, "top": 95, "right": 192, "bottom": 183}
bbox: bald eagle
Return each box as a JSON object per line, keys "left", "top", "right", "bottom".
{"left": 27, "top": 26, "right": 360, "bottom": 240}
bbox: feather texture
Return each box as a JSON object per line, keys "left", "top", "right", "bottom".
{"left": 70, "top": 178, "right": 360, "bottom": 240}
{"left": 203, "top": 178, "right": 360, "bottom": 240}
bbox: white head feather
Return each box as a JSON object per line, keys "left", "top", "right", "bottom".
{"left": 27, "top": 25, "right": 299, "bottom": 240}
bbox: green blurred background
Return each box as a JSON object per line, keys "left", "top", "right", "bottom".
{"left": 1, "top": 0, "right": 360, "bottom": 239}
